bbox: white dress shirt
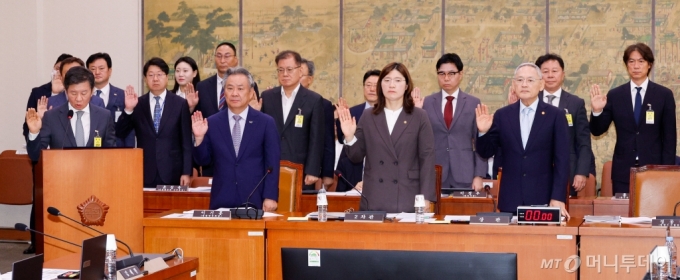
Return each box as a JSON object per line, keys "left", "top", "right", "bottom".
{"left": 364, "top": 102, "right": 373, "bottom": 110}
{"left": 344, "top": 106, "right": 403, "bottom": 146}
{"left": 441, "top": 88, "right": 459, "bottom": 115}
{"left": 281, "top": 83, "right": 301, "bottom": 122}
{"left": 227, "top": 107, "right": 248, "bottom": 140}
{"left": 94, "top": 83, "right": 111, "bottom": 107}
{"left": 543, "top": 88, "right": 562, "bottom": 107}
{"left": 27, "top": 104, "right": 91, "bottom": 144}
{"left": 176, "top": 88, "right": 186, "bottom": 99}
{"left": 149, "top": 90, "right": 167, "bottom": 121}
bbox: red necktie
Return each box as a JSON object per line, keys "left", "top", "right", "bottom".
{"left": 444, "top": 96, "right": 454, "bottom": 128}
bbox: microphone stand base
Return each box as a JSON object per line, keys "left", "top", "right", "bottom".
{"left": 232, "top": 209, "right": 264, "bottom": 219}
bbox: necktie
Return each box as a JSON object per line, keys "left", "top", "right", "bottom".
{"left": 521, "top": 107, "right": 533, "bottom": 149}
{"left": 153, "top": 96, "right": 162, "bottom": 133}
{"left": 444, "top": 96, "right": 454, "bottom": 129}
{"left": 634, "top": 87, "right": 642, "bottom": 125}
{"left": 546, "top": 94, "right": 556, "bottom": 106}
{"left": 232, "top": 115, "right": 242, "bottom": 156}
{"left": 96, "top": 89, "right": 102, "bottom": 97}
{"left": 75, "top": 111, "right": 85, "bottom": 147}
{"left": 218, "top": 79, "right": 226, "bottom": 111}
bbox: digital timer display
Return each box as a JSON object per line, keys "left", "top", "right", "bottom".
{"left": 517, "top": 207, "right": 561, "bottom": 224}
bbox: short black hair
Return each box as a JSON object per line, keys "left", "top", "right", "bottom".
{"left": 55, "top": 54, "right": 73, "bottom": 65}
{"left": 86, "top": 52, "right": 112, "bottom": 68}
{"left": 301, "top": 58, "right": 315, "bottom": 76}
{"left": 623, "top": 43, "right": 654, "bottom": 76}
{"left": 535, "top": 53, "right": 565, "bottom": 70}
{"left": 363, "top": 69, "right": 381, "bottom": 84}
{"left": 216, "top": 42, "right": 236, "bottom": 53}
{"left": 59, "top": 57, "right": 85, "bottom": 74}
{"left": 63, "top": 66, "right": 94, "bottom": 90}
{"left": 275, "top": 50, "right": 302, "bottom": 65}
{"left": 143, "top": 57, "right": 169, "bottom": 76}
{"left": 436, "top": 53, "right": 464, "bottom": 72}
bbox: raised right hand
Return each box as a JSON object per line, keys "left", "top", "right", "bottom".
{"left": 336, "top": 97, "right": 348, "bottom": 111}
{"left": 51, "top": 71, "right": 64, "bottom": 94}
{"left": 590, "top": 84, "right": 606, "bottom": 113}
{"left": 37, "top": 96, "right": 48, "bottom": 118}
{"left": 26, "top": 108, "right": 42, "bottom": 134}
{"left": 475, "top": 104, "right": 493, "bottom": 133}
{"left": 507, "top": 87, "right": 518, "bottom": 105}
{"left": 185, "top": 83, "right": 199, "bottom": 111}
{"left": 336, "top": 104, "right": 357, "bottom": 142}
{"left": 191, "top": 111, "right": 208, "bottom": 145}
{"left": 124, "top": 85, "right": 139, "bottom": 111}
{"left": 249, "top": 94, "right": 262, "bottom": 111}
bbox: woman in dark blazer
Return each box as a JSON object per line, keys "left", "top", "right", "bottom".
{"left": 337, "top": 62, "right": 436, "bottom": 213}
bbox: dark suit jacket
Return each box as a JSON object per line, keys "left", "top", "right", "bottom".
{"left": 27, "top": 103, "right": 116, "bottom": 162}
{"left": 345, "top": 107, "right": 436, "bottom": 213}
{"left": 321, "top": 99, "right": 335, "bottom": 179}
{"left": 194, "top": 75, "right": 260, "bottom": 176}
{"left": 476, "top": 100, "right": 569, "bottom": 212}
{"left": 47, "top": 92, "right": 105, "bottom": 109}
{"left": 116, "top": 91, "right": 193, "bottom": 186}
{"left": 260, "top": 86, "right": 325, "bottom": 177}
{"left": 194, "top": 107, "right": 280, "bottom": 209}
{"left": 423, "top": 91, "right": 487, "bottom": 188}
{"left": 334, "top": 103, "right": 367, "bottom": 191}
{"left": 23, "top": 82, "right": 53, "bottom": 141}
{"left": 539, "top": 90, "right": 593, "bottom": 186}
{"left": 590, "top": 81, "right": 676, "bottom": 193}
{"left": 104, "top": 85, "right": 136, "bottom": 148}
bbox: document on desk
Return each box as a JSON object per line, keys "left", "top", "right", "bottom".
{"left": 444, "top": 215, "right": 471, "bottom": 222}
{"left": 620, "top": 217, "right": 652, "bottom": 224}
{"left": 161, "top": 213, "right": 193, "bottom": 219}
{"left": 306, "top": 212, "right": 346, "bottom": 219}
{"left": 188, "top": 186, "right": 211, "bottom": 192}
{"left": 584, "top": 215, "right": 621, "bottom": 223}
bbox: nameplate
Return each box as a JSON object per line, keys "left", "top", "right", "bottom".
{"left": 451, "top": 190, "right": 486, "bottom": 198}
{"left": 652, "top": 218, "right": 680, "bottom": 228}
{"left": 469, "top": 215, "right": 510, "bottom": 225}
{"left": 192, "top": 210, "right": 231, "bottom": 219}
{"left": 344, "top": 211, "right": 385, "bottom": 223}
{"left": 117, "top": 265, "right": 144, "bottom": 279}
{"left": 613, "top": 193, "right": 629, "bottom": 199}
{"left": 156, "top": 185, "right": 188, "bottom": 192}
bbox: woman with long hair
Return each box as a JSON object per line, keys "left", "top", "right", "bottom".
{"left": 172, "top": 56, "right": 200, "bottom": 99}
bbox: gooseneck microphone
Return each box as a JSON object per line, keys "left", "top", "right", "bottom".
{"left": 47, "top": 207, "right": 143, "bottom": 269}
{"left": 235, "top": 167, "right": 273, "bottom": 219}
{"left": 14, "top": 223, "right": 81, "bottom": 248}
{"left": 484, "top": 185, "right": 498, "bottom": 213}
{"left": 335, "top": 171, "right": 370, "bottom": 211}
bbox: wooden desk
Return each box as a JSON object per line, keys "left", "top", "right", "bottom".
{"left": 593, "top": 197, "right": 629, "bottom": 216}
{"left": 569, "top": 196, "right": 594, "bottom": 218}
{"left": 266, "top": 213, "right": 580, "bottom": 280}
{"left": 43, "top": 253, "right": 198, "bottom": 280}
{"left": 143, "top": 191, "right": 210, "bottom": 217}
{"left": 579, "top": 221, "right": 676, "bottom": 279}
{"left": 143, "top": 211, "right": 267, "bottom": 280}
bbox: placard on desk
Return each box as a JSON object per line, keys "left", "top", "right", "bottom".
{"left": 192, "top": 210, "right": 231, "bottom": 219}
{"left": 156, "top": 185, "right": 188, "bottom": 192}
{"left": 469, "top": 215, "right": 510, "bottom": 225}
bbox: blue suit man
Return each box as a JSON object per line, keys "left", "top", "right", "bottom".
{"left": 102, "top": 85, "right": 135, "bottom": 147}
{"left": 193, "top": 67, "right": 280, "bottom": 211}
{"left": 476, "top": 63, "right": 570, "bottom": 217}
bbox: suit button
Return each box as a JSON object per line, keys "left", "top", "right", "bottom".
{"left": 393, "top": 180, "right": 398, "bottom": 184}
{"left": 379, "top": 179, "right": 383, "bottom": 183}
{"left": 636, "top": 132, "right": 639, "bottom": 135}
{"left": 281, "top": 137, "right": 285, "bottom": 140}
{"left": 523, "top": 156, "right": 527, "bottom": 159}
{"left": 379, "top": 161, "right": 384, "bottom": 165}
{"left": 393, "top": 161, "right": 398, "bottom": 166}
{"left": 523, "top": 174, "right": 526, "bottom": 176}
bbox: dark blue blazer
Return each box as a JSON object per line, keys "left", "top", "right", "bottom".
{"left": 116, "top": 91, "right": 193, "bottom": 186}
{"left": 194, "top": 107, "right": 280, "bottom": 209}
{"left": 590, "top": 81, "right": 676, "bottom": 193}
{"left": 27, "top": 103, "right": 116, "bottom": 162}
{"left": 104, "top": 85, "right": 136, "bottom": 148}
{"left": 476, "top": 100, "right": 570, "bottom": 212}
{"left": 321, "top": 99, "right": 335, "bottom": 178}
{"left": 47, "top": 92, "right": 105, "bottom": 109}
{"left": 23, "top": 82, "right": 53, "bottom": 141}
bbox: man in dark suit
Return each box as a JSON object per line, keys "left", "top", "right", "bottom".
{"left": 47, "top": 57, "right": 105, "bottom": 109}
{"left": 26, "top": 66, "right": 117, "bottom": 161}
{"left": 421, "top": 53, "right": 487, "bottom": 191}
{"left": 193, "top": 67, "right": 280, "bottom": 210}
{"left": 334, "top": 69, "right": 380, "bottom": 192}
{"left": 116, "top": 58, "right": 193, "bottom": 188}
{"left": 590, "top": 43, "right": 676, "bottom": 194}
{"left": 476, "top": 63, "right": 570, "bottom": 218}
{"left": 259, "top": 50, "right": 324, "bottom": 187}
{"left": 191, "top": 42, "right": 259, "bottom": 176}
{"left": 535, "top": 54, "right": 594, "bottom": 197}
{"left": 87, "top": 52, "right": 135, "bottom": 147}
{"left": 300, "top": 58, "right": 335, "bottom": 188}
{"left": 23, "top": 53, "right": 73, "bottom": 142}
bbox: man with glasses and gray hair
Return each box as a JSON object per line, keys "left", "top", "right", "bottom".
{"left": 475, "top": 63, "right": 570, "bottom": 219}
{"left": 192, "top": 67, "right": 280, "bottom": 211}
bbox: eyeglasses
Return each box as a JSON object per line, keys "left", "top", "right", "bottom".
{"left": 513, "top": 77, "right": 540, "bottom": 85}
{"left": 277, "top": 66, "right": 300, "bottom": 74}
{"left": 215, "top": 54, "right": 234, "bottom": 60}
{"left": 437, "top": 71, "right": 460, "bottom": 78}
{"left": 146, "top": 73, "right": 167, "bottom": 79}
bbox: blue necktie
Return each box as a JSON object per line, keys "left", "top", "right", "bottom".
{"left": 153, "top": 96, "right": 162, "bottom": 133}
{"left": 634, "top": 87, "right": 642, "bottom": 125}
{"left": 96, "top": 89, "right": 102, "bottom": 97}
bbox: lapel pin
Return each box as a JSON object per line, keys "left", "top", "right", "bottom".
{"left": 404, "top": 121, "right": 407, "bottom": 124}
{"left": 541, "top": 111, "right": 545, "bottom": 115}
{"left": 249, "top": 121, "right": 253, "bottom": 124}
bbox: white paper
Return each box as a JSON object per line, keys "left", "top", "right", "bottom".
{"left": 188, "top": 186, "right": 211, "bottom": 192}
{"left": 345, "top": 190, "right": 362, "bottom": 196}
{"left": 584, "top": 215, "right": 621, "bottom": 223}
{"left": 306, "top": 212, "right": 345, "bottom": 219}
{"left": 444, "top": 215, "right": 471, "bottom": 222}
{"left": 393, "top": 212, "right": 434, "bottom": 220}
{"left": 324, "top": 192, "right": 347, "bottom": 197}
{"left": 263, "top": 212, "right": 283, "bottom": 217}
{"left": 161, "top": 213, "right": 193, "bottom": 219}
{"left": 398, "top": 218, "right": 436, "bottom": 223}
{"left": 620, "top": 217, "right": 653, "bottom": 224}
{"left": 15, "top": 149, "right": 27, "bottom": 155}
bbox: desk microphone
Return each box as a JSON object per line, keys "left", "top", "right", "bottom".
{"left": 484, "top": 185, "right": 497, "bottom": 213}
{"left": 14, "top": 223, "right": 81, "bottom": 248}
{"left": 335, "top": 171, "right": 370, "bottom": 211}
{"left": 47, "top": 206, "right": 143, "bottom": 269}
{"left": 235, "top": 167, "right": 272, "bottom": 219}
{"left": 60, "top": 110, "right": 74, "bottom": 149}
